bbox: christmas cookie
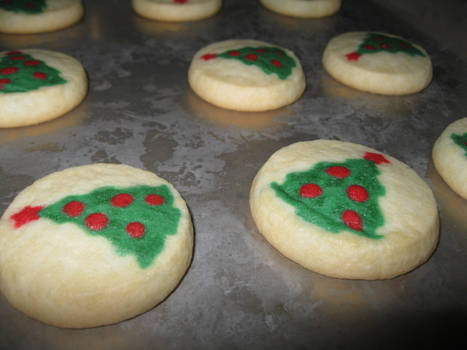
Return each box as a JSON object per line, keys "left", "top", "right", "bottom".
{"left": 260, "top": 0, "right": 341, "bottom": 18}
{"left": 132, "top": 0, "right": 221, "bottom": 22}
{"left": 432, "top": 118, "right": 467, "bottom": 200}
{"left": 0, "top": 164, "right": 193, "bottom": 328}
{"left": 0, "top": 49, "right": 87, "bottom": 128}
{"left": 322, "top": 32, "right": 432, "bottom": 95}
{"left": 250, "top": 140, "right": 439, "bottom": 280}
{"left": 188, "top": 39, "right": 306, "bottom": 111}
{"left": 0, "top": 0, "right": 84, "bottom": 34}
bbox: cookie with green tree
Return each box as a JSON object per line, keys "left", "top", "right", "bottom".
{"left": 250, "top": 140, "right": 439, "bottom": 280}
{"left": 0, "top": 164, "right": 193, "bottom": 328}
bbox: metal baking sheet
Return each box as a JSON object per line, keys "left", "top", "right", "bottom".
{"left": 1, "top": 0, "right": 467, "bottom": 348}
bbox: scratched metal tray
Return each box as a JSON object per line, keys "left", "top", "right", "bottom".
{"left": 1, "top": 0, "right": 466, "bottom": 349}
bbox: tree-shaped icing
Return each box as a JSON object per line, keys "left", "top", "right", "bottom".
{"left": 346, "top": 33, "right": 425, "bottom": 61}
{"left": 451, "top": 133, "right": 467, "bottom": 157}
{"left": 9, "top": 185, "right": 181, "bottom": 269}
{"left": 271, "top": 152, "right": 390, "bottom": 239}
{"left": 200, "top": 46, "right": 297, "bottom": 80}
{"left": 0, "top": 50, "right": 66, "bottom": 93}
{"left": 0, "top": 0, "right": 46, "bottom": 13}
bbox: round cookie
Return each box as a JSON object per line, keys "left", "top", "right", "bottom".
{"left": 0, "top": 164, "right": 193, "bottom": 328}
{"left": 250, "top": 140, "right": 439, "bottom": 280}
{"left": 0, "top": 49, "right": 87, "bottom": 128}
{"left": 432, "top": 118, "right": 467, "bottom": 200}
{"left": 260, "top": 0, "right": 341, "bottom": 18}
{"left": 0, "top": 0, "right": 83, "bottom": 34}
{"left": 188, "top": 39, "right": 306, "bottom": 111}
{"left": 132, "top": 0, "right": 221, "bottom": 22}
{"left": 322, "top": 32, "right": 432, "bottom": 95}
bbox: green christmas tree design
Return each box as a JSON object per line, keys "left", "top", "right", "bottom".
{"left": 200, "top": 46, "right": 297, "bottom": 80}
{"left": 0, "top": 0, "right": 46, "bottom": 14}
{"left": 271, "top": 152, "right": 390, "bottom": 239}
{"left": 451, "top": 133, "right": 467, "bottom": 157}
{"left": 0, "top": 50, "right": 66, "bottom": 93}
{"left": 10, "top": 185, "right": 181, "bottom": 269}
{"left": 346, "top": 33, "right": 425, "bottom": 61}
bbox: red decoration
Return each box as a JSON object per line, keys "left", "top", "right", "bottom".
{"left": 10, "top": 205, "right": 44, "bottom": 228}
{"left": 201, "top": 53, "right": 217, "bottom": 61}
{"left": 345, "top": 52, "right": 361, "bottom": 61}
{"left": 145, "top": 194, "right": 164, "bottom": 206}
{"left": 229, "top": 51, "right": 240, "bottom": 57}
{"left": 173, "top": 0, "right": 188, "bottom": 3}
{"left": 126, "top": 222, "right": 145, "bottom": 238}
{"left": 342, "top": 210, "right": 362, "bottom": 231}
{"left": 380, "top": 43, "right": 392, "bottom": 50}
{"left": 9, "top": 55, "right": 25, "bottom": 61}
{"left": 85, "top": 213, "right": 108, "bottom": 231}
{"left": 364, "top": 45, "right": 376, "bottom": 50}
{"left": 245, "top": 54, "right": 257, "bottom": 61}
{"left": 347, "top": 185, "right": 369, "bottom": 202}
{"left": 364, "top": 152, "right": 390, "bottom": 165}
{"left": 6, "top": 51, "right": 22, "bottom": 56}
{"left": 299, "top": 184, "right": 323, "bottom": 198}
{"left": 24, "top": 60, "right": 41, "bottom": 67}
{"left": 33, "top": 72, "right": 47, "bottom": 80}
{"left": 271, "top": 59, "right": 282, "bottom": 67}
{"left": 111, "top": 193, "right": 134, "bottom": 208}
{"left": 63, "top": 201, "right": 85, "bottom": 217}
{"left": 1, "top": 67, "right": 19, "bottom": 75}
{"left": 326, "top": 166, "right": 350, "bottom": 179}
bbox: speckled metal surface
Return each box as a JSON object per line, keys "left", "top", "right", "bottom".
{"left": 0, "top": 0, "right": 467, "bottom": 349}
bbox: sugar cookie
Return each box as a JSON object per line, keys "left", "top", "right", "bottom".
{"left": 322, "top": 32, "right": 432, "bottom": 95}
{"left": 0, "top": 0, "right": 83, "bottom": 34}
{"left": 0, "top": 164, "right": 193, "bottom": 328}
{"left": 132, "top": 0, "right": 221, "bottom": 22}
{"left": 260, "top": 0, "right": 341, "bottom": 18}
{"left": 433, "top": 118, "right": 467, "bottom": 200}
{"left": 0, "top": 49, "right": 87, "bottom": 128}
{"left": 188, "top": 39, "right": 305, "bottom": 111}
{"left": 250, "top": 140, "right": 439, "bottom": 280}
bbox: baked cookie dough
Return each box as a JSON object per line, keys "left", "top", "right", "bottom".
{"left": 0, "top": 49, "right": 87, "bottom": 128}
{"left": 250, "top": 140, "right": 439, "bottom": 280}
{"left": 0, "top": 0, "right": 83, "bottom": 34}
{"left": 0, "top": 164, "right": 193, "bottom": 328}
{"left": 132, "top": 0, "right": 221, "bottom": 22}
{"left": 433, "top": 118, "right": 467, "bottom": 200}
{"left": 322, "top": 32, "right": 432, "bottom": 95}
{"left": 260, "top": 0, "right": 341, "bottom": 18}
{"left": 188, "top": 39, "right": 306, "bottom": 111}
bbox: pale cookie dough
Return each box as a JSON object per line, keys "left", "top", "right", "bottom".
{"left": 0, "top": 164, "right": 193, "bottom": 328}
{"left": 132, "top": 0, "right": 221, "bottom": 22}
{"left": 0, "top": 0, "right": 83, "bottom": 34}
{"left": 250, "top": 140, "right": 439, "bottom": 280}
{"left": 433, "top": 118, "right": 467, "bottom": 200}
{"left": 0, "top": 49, "right": 87, "bottom": 128}
{"left": 322, "top": 32, "right": 432, "bottom": 95}
{"left": 188, "top": 39, "right": 306, "bottom": 111}
{"left": 260, "top": 0, "right": 341, "bottom": 18}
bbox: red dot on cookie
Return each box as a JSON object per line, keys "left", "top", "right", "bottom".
{"left": 399, "top": 42, "right": 410, "bottom": 48}
{"left": 24, "top": 60, "right": 41, "bottom": 67}
{"left": 85, "top": 213, "right": 108, "bottom": 231}
{"left": 275, "top": 50, "right": 284, "bottom": 55}
{"left": 9, "top": 55, "right": 25, "bottom": 61}
{"left": 201, "top": 53, "right": 217, "bottom": 61}
{"left": 173, "top": 0, "right": 188, "bottom": 3}
{"left": 111, "top": 193, "right": 134, "bottom": 208}
{"left": 364, "top": 152, "right": 390, "bottom": 164}
{"left": 145, "top": 194, "right": 164, "bottom": 206}
{"left": 1, "top": 67, "right": 18, "bottom": 75}
{"left": 245, "top": 54, "right": 257, "bottom": 61}
{"left": 126, "top": 222, "right": 145, "bottom": 238}
{"left": 326, "top": 166, "right": 350, "bottom": 179}
{"left": 342, "top": 210, "right": 362, "bottom": 231}
{"left": 63, "top": 201, "right": 85, "bottom": 217}
{"left": 346, "top": 52, "right": 361, "bottom": 61}
{"left": 229, "top": 51, "right": 240, "bottom": 57}
{"left": 374, "top": 36, "right": 384, "bottom": 42}
{"left": 381, "top": 43, "right": 392, "bottom": 50}
{"left": 33, "top": 72, "right": 47, "bottom": 80}
{"left": 25, "top": 1, "right": 35, "bottom": 7}
{"left": 271, "top": 59, "right": 282, "bottom": 67}
{"left": 365, "top": 45, "right": 376, "bottom": 50}
{"left": 6, "top": 51, "right": 22, "bottom": 56}
{"left": 299, "top": 184, "right": 323, "bottom": 198}
{"left": 0, "top": 78, "right": 10, "bottom": 90}
{"left": 256, "top": 49, "right": 266, "bottom": 53}
{"left": 347, "top": 185, "right": 369, "bottom": 202}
